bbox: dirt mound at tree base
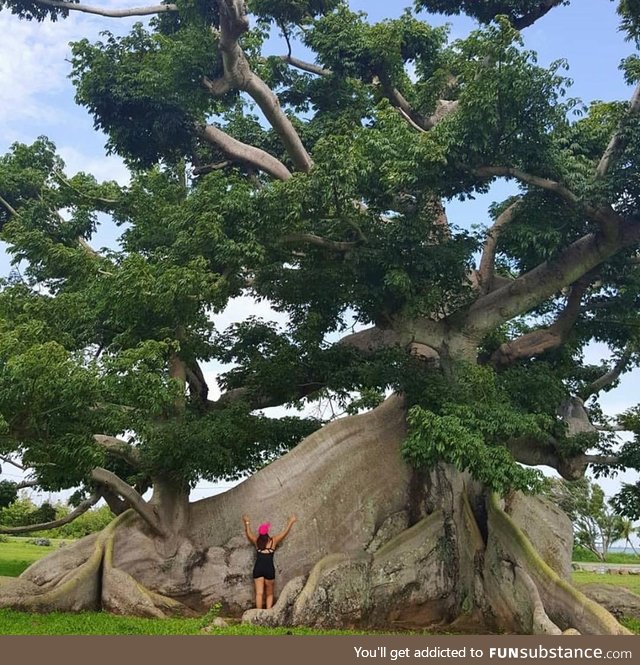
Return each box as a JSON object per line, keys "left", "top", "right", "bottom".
{"left": 579, "top": 584, "right": 640, "bottom": 620}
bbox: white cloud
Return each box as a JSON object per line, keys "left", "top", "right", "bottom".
{"left": 0, "top": 10, "right": 147, "bottom": 145}
{"left": 0, "top": 14, "right": 74, "bottom": 136}
{"left": 57, "top": 144, "right": 130, "bottom": 185}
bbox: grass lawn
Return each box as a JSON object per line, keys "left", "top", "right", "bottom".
{"left": 572, "top": 570, "right": 640, "bottom": 595}
{"left": 0, "top": 537, "right": 66, "bottom": 577}
{"left": 0, "top": 609, "right": 386, "bottom": 635}
{"left": 0, "top": 610, "right": 208, "bottom": 635}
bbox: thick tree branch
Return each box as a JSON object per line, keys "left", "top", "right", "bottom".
{"left": 579, "top": 343, "right": 636, "bottom": 399}
{"left": 93, "top": 435, "right": 141, "bottom": 467}
{"left": 375, "top": 74, "right": 431, "bottom": 132}
{"left": 207, "top": 380, "right": 324, "bottom": 412}
{"left": 464, "top": 219, "right": 640, "bottom": 338}
{"left": 474, "top": 166, "right": 580, "bottom": 207}
{"left": 243, "top": 74, "right": 314, "bottom": 172}
{"left": 0, "top": 492, "right": 100, "bottom": 535}
{"left": 506, "top": 436, "right": 612, "bottom": 481}
{"left": 337, "top": 323, "right": 444, "bottom": 359}
{"left": 0, "top": 454, "right": 25, "bottom": 471}
{"left": 30, "top": 0, "right": 177, "bottom": 17}
{"left": 596, "top": 81, "right": 640, "bottom": 178}
{"left": 474, "top": 165, "right": 619, "bottom": 234}
{"left": 209, "top": 323, "right": 441, "bottom": 416}
{"left": 185, "top": 360, "right": 209, "bottom": 403}
{"left": 97, "top": 486, "right": 129, "bottom": 515}
{"left": 0, "top": 193, "right": 19, "bottom": 220}
{"left": 477, "top": 198, "right": 521, "bottom": 294}
{"left": 197, "top": 124, "right": 292, "bottom": 181}
{"left": 203, "top": 76, "right": 232, "bottom": 97}
{"left": 279, "top": 55, "right": 332, "bottom": 77}
{"left": 15, "top": 480, "right": 38, "bottom": 490}
{"left": 337, "top": 326, "right": 413, "bottom": 355}
{"left": 192, "top": 161, "right": 232, "bottom": 176}
{"left": 90, "top": 467, "right": 165, "bottom": 536}
{"left": 211, "top": 0, "right": 313, "bottom": 173}
{"left": 490, "top": 276, "right": 590, "bottom": 366}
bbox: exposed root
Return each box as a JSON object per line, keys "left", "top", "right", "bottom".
{"left": 486, "top": 494, "right": 631, "bottom": 635}
{"left": 514, "top": 565, "right": 562, "bottom": 634}
{"left": 0, "top": 511, "right": 193, "bottom": 617}
{"left": 101, "top": 515, "right": 195, "bottom": 617}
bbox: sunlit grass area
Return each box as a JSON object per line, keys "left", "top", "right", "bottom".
{"left": 0, "top": 537, "right": 65, "bottom": 577}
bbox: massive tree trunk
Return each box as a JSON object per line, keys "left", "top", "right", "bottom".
{"left": 0, "top": 396, "right": 630, "bottom": 633}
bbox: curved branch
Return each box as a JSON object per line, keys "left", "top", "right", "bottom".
{"left": 203, "top": 76, "right": 232, "bottom": 97}
{"left": 93, "top": 435, "right": 141, "bottom": 467}
{"left": 0, "top": 454, "right": 25, "bottom": 471}
{"left": 473, "top": 165, "right": 619, "bottom": 234}
{"left": 197, "top": 124, "right": 292, "bottom": 181}
{"left": 507, "top": 437, "right": 589, "bottom": 481}
{"left": 213, "top": 0, "right": 313, "bottom": 173}
{"left": 508, "top": 421, "right": 622, "bottom": 482}
{"left": 465, "top": 219, "right": 640, "bottom": 339}
{"left": 596, "top": 81, "right": 640, "bottom": 179}
{"left": 579, "top": 343, "right": 636, "bottom": 399}
{"left": 185, "top": 360, "right": 209, "bottom": 403}
{"left": 336, "top": 326, "right": 413, "bottom": 354}
{"left": 15, "top": 480, "right": 39, "bottom": 490}
{"left": 0, "top": 493, "right": 100, "bottom": 535}
{"left": 337, "top": 320, "right": 446, "bottom": 357}
{"left": 375, "top": 74, "right": 430, "bottom": 132}
{"left": 207, "top": 380, "right": 324, "bottom": 412}
{"left": 90, "top": 467, "right": 165, "bottom": 536}
{"left": 474, "top": 166, "right": 580, "bottom": 207}
{"left": 97, "top": 486, "right": 129, "bottom": 515}
{"left": 208, "top": 324, "right": 442, "bottom": 413}
{"left": 477, "top": 198, "right": 521, "bottom": 294}
{"left": 30, "top": 0, "right": 177, "bottom": 17}
{"left": 490, "top": 277, "right": 590, "bottom": 366}
{"left": 280, "top": 56, "right": 458, "bottom": 132}
{"left": 279, "top": 55, "right": 332, "bottom": 77}
{"left": 243, "top": 74, "right": 314, "bottom": 172}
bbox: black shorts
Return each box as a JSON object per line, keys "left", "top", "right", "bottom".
{"left": 253, "top": 561, "right": 276, "bottom": 580}
{"left": 252, "top": 556, "right": 275, "bottom": 580}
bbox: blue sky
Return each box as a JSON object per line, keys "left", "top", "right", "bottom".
{"left": 0, "top": 0, "right": 639, "bottom": 505}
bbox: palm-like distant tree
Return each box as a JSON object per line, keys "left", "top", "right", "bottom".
{"left": 620, "top": 519, "right": 639, "bottom": 556}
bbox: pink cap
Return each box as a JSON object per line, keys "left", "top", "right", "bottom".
{"left": 258, "top": 522, "right": 270, "bottom": 535}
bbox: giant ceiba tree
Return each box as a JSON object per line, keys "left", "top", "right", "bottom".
{"left": 1, "top": 0, "right": 640, "bottom": 634}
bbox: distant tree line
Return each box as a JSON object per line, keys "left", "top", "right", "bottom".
{"left": 0, "top": 492, "right": 113, "bottom": 539}
{"left": 544, "top": 478, "right": 639, "bottom": 560}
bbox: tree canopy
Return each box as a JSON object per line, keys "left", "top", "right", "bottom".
{"left": 1, "top": 0, "right": 640, "bottom": 535}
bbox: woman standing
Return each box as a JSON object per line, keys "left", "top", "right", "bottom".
{"left": 242, "top": 514, "right": 297, "bottom": 609}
